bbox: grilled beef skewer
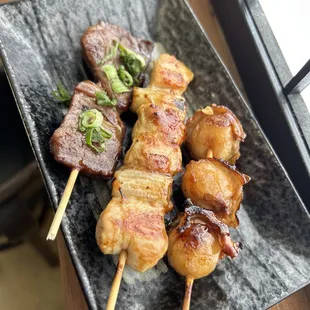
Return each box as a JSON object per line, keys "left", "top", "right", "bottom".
{"left": 82, "top": 22, "right": 154, "bottom": 111}
{"left": 51, "top": 81, "right": 125, "bottom": 177}
{"left": 47, "top": 23, "right": 154, "bottom": 240}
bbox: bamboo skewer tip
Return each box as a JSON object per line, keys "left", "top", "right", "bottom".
{"left": 106, "top": 250, "right": 128, "bottom": 310}
{"left": 206, "top": 149, "right": 213, "bottom": 159}
{"left": 183, "top": 277, "right": 194, "bottom": 310}
{"left": 46, "top": 168, "right": 79, "bottom": 241}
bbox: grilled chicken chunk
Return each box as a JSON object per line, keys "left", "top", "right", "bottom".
{"left": 112, "top": 168, "right": 173, "bottom": 212}
{"left": 124, "top": 55, "right": 193, "bottom": 175}
{"left": 82, "top": 22, "right": 154, "bottom": 111}
{"left": 124, "top": 135, "right": 183, "bottom": 176}
{"left": 148, "top": 54, "right": 194, "bottom": 94}
{"left": 132, "top": 103, "right": 186, "bottom": 145}
{"left": 168, "top": 201, "right": 241, "bottom": 279}
{"left": 186, "top": 104, "right": 246, "bottom": 164}
{"left": 131, "top": 87, "right": 186, "bottom": 114}
{"left": 96, "top": 197, "right": 168, "bottom": 272}
{"left": 50, "top": 81, "right": 124, "bottom": 177}
{"left": 182, "top": 159, "right": 250, "bottom": 227}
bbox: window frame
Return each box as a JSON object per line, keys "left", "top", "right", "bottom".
{"left": 211, "top": 0, "right": 310, "bottom": 208}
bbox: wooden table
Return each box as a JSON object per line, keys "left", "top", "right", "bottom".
{"left": 57, "top": 1, "right": 310, "bottom": 309}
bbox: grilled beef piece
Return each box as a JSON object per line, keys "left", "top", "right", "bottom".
{"left": 50, "top": 81, "right": 125, "bottom": 177}
{"left": 81, "top": 22, "right": 154, "bottom": 112}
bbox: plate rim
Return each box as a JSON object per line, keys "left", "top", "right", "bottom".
{"left": 0, "top": 0, "right": 309, "bottom": 308}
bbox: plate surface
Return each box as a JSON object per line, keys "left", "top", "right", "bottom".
{"left": 1, "top": 0, "right": 310, "bottom": 309}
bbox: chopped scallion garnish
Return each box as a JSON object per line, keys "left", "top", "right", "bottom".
{"left": 117, "top": 66, "right": 133, "bottom": 87}
{"left": 52, "top": 83, "right": 71, "bottom": 104}
{"left": 118, "top": 44, "right": 145, "bottom": 84}
{"left": 97, "top": 41, "right": 119, "bottom": 65}
{"left": 95, "top": 91, "right": 117, "bottom": 107}
{"left": 102, "top": 64, "right": 130, "bottom": 93}
{"left": 78, "top": 109, "right": 112, "bottom": 153}
{"left": 78, "top": 109, "right": 103, "bottom": 132}
{"left": 118, "top": 43, "right": 146, "bottom": 68}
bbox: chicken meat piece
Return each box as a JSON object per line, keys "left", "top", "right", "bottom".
{"left": 168, "top": 200, "right": 241, "bottom": 279}
{"left": 81, "top": 22, "right": 154, "bottom": 111}
{"left": 131, "top": 87, "right": 186, "bottom": 113}
{"left": 112, "top": 168, "right": 173, "bottom": 212}
{"left": 50, "top": 81, "right": 124, "bottom": 177}
{"left": 182, "top": 159, "right": 250, "bottom": 227}
{"left": 186, "top": 104, "right": 246, "bottom": 164}
{"left": 96, "top": 197, "right": 168, "bottom": 272}
{"left": 148, "top": 54, "right": 194, "bottom": 94}
{"left": 124, "top": 135, "right": 183, "bottom": 176}
{"left": 132, "top": 103, "right": 186, "bottom": 145}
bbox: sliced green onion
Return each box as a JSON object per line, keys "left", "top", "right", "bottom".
{"left": 95, "top": 91, "right": 117, "bottom": 107}
{"left": 85, "top": 128, "right": 105, "bottom": 153}
{"left": 78, "top": 109, "right": 113, "bottom": 153}
{"left": 52, "top": 83, "right": 71, "bottom": 104}
{"left": 100, "top": 127, "right": 113, "bottom": 139}
{"left": 79, "top": 109, "right": 103, "bottom": 132}
{"left": 97, "top": 41, "right": 119, "bottom": 65}
{"left": 118, "top": 66, "right": 133, "bottom": 87}
{"left": 102, "top": 64, "right": 130, "bottom": 93}
{"left": 118, "top": 43, "right": 146, "bottom": 68}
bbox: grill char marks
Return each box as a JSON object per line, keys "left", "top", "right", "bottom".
{"left": 81, "top": 22, "right": 154, "bottom": 111}
{"left": 50, "top": 81, "right": 125, "bottom": 177}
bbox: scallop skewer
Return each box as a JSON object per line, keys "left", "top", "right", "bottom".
{"left": 182, "top": 149, "right": 212, "bottom": 310}
{"left": 169, "top": 105, "right": 250, "bottom": 309}
{"left": 169, "top": 198, "right": 241, "bottom": 310}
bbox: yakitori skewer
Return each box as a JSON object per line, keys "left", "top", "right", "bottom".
{"left": 47, "top": 81, "right": 125, "bottom": 240}
{"left": 47, "top": 168, "right": 79, "bottom": 240}
{"left": 183, "top": 105, "right": 250, "bottom": 226}
{"left": 168, "top": 199, "right": 241, "bottom": 310}
{"left": 96, "top": 54, "right": 193, "bottom": 309}
{"left": 168, "top": 105, "right": 250, "bottom": 309}
{"left": 47, "top": 23, "right": 153, "bottom": 240}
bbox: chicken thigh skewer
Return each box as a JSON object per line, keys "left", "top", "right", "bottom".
{"left": 95, "top": 54, "right": 193, "bottom": 310}
{"left": 168, "top": 105, "right": 250, "bottom": 309}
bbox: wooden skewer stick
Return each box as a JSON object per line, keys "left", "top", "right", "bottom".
{"left": 183, "top": 148, "right": 214, "bottom": 310}
{"left": 106, "top": 250, "right": 128, "bottom": 310}
{"left": 46, "top": 168, "right": 79, "bottom": 241}
{"left": 183, "top": 277, "right": 194, "bottom": 310}
{"left": 206, "top": 148, "right": 213, "bottom": 159}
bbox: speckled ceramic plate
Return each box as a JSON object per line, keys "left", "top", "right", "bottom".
{"left": 1, "top": 0, "right": 310, "bottom": 309}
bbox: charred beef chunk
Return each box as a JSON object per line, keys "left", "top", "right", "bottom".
{"left": 50, "top": 81, "right": 125, "bottom": 177}
{"left": 81, "top": 22, "right": 154, "bottom": 112}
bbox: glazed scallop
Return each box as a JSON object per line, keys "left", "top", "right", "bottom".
{"left": 185, "top": 104, "right": 246, "bottom": 164}
{"left": 168, "top": 202, "right": 240, "bottom": 279}
{"left": 182, "top": 159, "right": 250, "bottom": 227}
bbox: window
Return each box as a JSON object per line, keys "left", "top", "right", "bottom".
{"left": 244, "top": 0, "right": 310, "bottom": 149}
{"left": 211, "top": 0, "right": 310, "bottom": 207}
{"left": 258, "top": 0, "right": 310, "bottom": 110}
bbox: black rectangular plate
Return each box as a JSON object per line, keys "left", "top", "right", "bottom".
{"left": 0, "top": 0, "right": 310, "bottom": 309}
